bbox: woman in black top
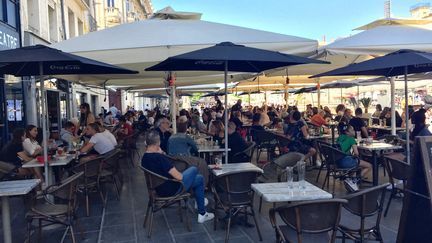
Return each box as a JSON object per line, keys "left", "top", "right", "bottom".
{"left": 0, "top": 128, "right": 42, "bottom": 179}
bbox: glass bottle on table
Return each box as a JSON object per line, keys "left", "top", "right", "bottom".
{"left": 286, "top": 166, "right": 294, "bottom": 189}
{"left": 297, "top": 161, "right": 306, "bottom": 189}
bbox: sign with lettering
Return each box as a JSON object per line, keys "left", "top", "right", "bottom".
{"left": 397, "top": 137, "right": 432, "bottom": 243}
{"left": 0, "top": 25, "right": 19, "bottom": 50}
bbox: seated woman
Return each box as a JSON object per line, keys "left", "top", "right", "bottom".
{"left": 23, "top": 125, "right": 43, "bottom": 158}
{"left": 141, "top": 130, "right": 214, "bottom": 223}
{"left": 113, "top": 116, "right": 134, "bottom": 141}
{"left": 0, "top": 128, "right": 43, "bottom": 180}
{"left": 208, "top": 120, "right": 225, "bottom": 145}
{"left": 80, "top": 123, "right": 117, "bottom": 159}
{"left": 285, "top": 111, "right": 316, "bottom": 161}
{"left": 168, "top": 121, "right": 198, "bottom": 156}
{"left": 336, "top": 123, "right": 372, "bottom": 191}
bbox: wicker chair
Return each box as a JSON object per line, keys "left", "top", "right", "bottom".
{"left": 211, "top": 170, "right": 263, "bottom": 243}
{"left": 72, "top": 157, "right": 105, "bottom": 217}
{"left": 269, "top": 199, "right": 347, "bottom": 243}
{"left": 140, "top": 166, "right": 191, "bottom": 238}
{"left": 338, "top": 183, "right": 389, "bottom": 243}
{"left": 99, "top": 149, "right": 122, "bottom": 200}
{"left": 383, "top": 156, "right": 410, "bottom": 217}
{"left": 319, "top": 144, "right": 361, "bottom": 194}
{"left": 231, "top": 141, "right": 256, "bottom": 163}
{"left": 0, "top": 161, "right": 19, "bottom": 181}
{"left": 26, "top": 172, "right": 84, "bottom": 243}
{"left": 251, "top": 130, "right": 278, "bottom": 163}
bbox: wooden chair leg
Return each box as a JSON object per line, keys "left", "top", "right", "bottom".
{"left": 147, "top": 209, "right": 154, "bottom": 238}
{"left": 69, "top": 225, "right": 76, "bottom": 243}
{"left": 225, "top": 211, "right": 232, "bottom": 243}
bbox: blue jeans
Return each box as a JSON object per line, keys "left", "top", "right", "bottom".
{"left": 181, "top": 166, "right": 205, "bottom": 214}
{"left": 338, "top": 156, "right": 358, "bottom": 169}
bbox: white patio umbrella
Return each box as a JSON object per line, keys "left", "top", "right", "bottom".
{"left": 51, "top": 19, "right": 318, "bottom": 88}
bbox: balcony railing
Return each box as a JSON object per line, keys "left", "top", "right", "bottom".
{"left": 106, "top": 7, "right": 121, "bottom": 23}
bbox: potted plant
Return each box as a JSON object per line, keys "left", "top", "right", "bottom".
{"left": 360, "top": 97, "right": 372, "bottom": 113}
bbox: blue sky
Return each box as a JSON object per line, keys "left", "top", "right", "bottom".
{"left": 152, "top": 0, "right": 427, "bottom": 41}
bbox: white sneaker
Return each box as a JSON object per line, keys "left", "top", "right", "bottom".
{"left": 198, "top": 212, "right": 214, "bottom": 223}
{"left": 344, "top": 178, "right": 359, "bottom": 192}
{"left": 194, "top": 198, "right": 209, "bottom": 209}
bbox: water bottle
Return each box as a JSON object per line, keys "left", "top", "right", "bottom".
{"left": 297, "top": 161, "right": 306, "bottom": 189}
{"left": 286, "top": 166, "right": 293, "bottom": 188}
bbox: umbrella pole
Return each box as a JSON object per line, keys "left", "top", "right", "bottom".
{"left": 224, "top": 61, "right": 229, "bottom": 164}
{"left": 340, "top": 88, "right": 343, "bottom": 104}
{"left": 316, "top": 78, "right": 320, "bottom": 108}
{"left": 171, "top": 85, "right": 177, "bottom": 134}
{"left": 357, "top": 85, "right": 360, "bottom": 108}
{"left": 404, "top": 66, "right": 410, "bottom": 164}
{"left": 39, "top": 63, "right": 49, "bottom": 185}
{"left": 390, "top": 77, "right": 396, "bottom": 135}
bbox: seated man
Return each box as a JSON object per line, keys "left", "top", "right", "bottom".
{"left": 226, "top": 122, "right": 249, "bottom": 163}
{"left": 141, "top": 130, "right": 214, "bottom": 223}
{"left": 168, "top": 120, "right": 198, "bottom": 156}
{"left": 113, "top": 116, "right": 133, "bottom": 141}
{"left": 349, "top": 108, "right": 368, "bottom": 138}
{"left": 80, "top": 123, "right": 116, "bottom": 157}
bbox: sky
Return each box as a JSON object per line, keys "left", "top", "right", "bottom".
{"left": 152, "top": 0, "right": 427, "bottom": 41}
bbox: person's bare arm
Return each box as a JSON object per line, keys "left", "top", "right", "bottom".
{"left": 17, "top": 151, "right": 33, "bottom": 163}
{"left": 301, "top": 125, "right": 309, "bottom": 137}
{"left": 352, "top": 144, "right": 360, "bottom": 157}
{"left": 168, "top": 167, "right": 183, "bottom": 181}
{"left": 361, "top": 127, "right": 369, "bottom": 137}
{"left": 80, "top": 142, "right": 95, "bottom": 153}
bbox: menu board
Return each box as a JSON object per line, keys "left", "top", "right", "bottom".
{"left": 397, "top": 137, "right": 432, "bottom": 243}
{"left": 419, "top": 136, "right": 432, "bottom": 208}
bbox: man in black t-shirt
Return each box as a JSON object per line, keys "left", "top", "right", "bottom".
{"left": 141, "top": 130, "right": 214, "bottom": 223}
{"left": 349, "top": 108, "right": 368, "bottom": 138}
{"left": 226, "top": 122, "right": 249, "bottom": 163}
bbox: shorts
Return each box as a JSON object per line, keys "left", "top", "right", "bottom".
{"left": 337, "top": 156, "right": 358, "bottom": 169}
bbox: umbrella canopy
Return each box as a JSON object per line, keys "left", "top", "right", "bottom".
{"left": 324, "top": 26, "right": 432, "bottom": 56}
{"left": 271, "top": 89, "right": 297, "bottom": 94}
{"left": 0, "top": 45, "right": 137, "bottom": 76}
{"left": 136, "top": 94, "right": 168, "bottom": 99}
{"left": 237, "top": 91, "right": 263, "bottom": 96}
{"left": 146, "top": 42, "right": 329, "bottom": 72}
{"left": 312, "top": 49, "right": 432, "bottom": 166}
{"left": 311, "top": 49, "right": 432, "bottom": 78}
{"left": 52, "top": 19, "right": 319, "bottom": 88}
{"left": 294, "top": 86, "right": 317, "bottom": 94}
{"left": 178, "top": 93, "right": 193, "bottom": 97}
{"left": 0, "top": 44, "right": 136, "bottom": 185}
{"left": 201, "top": 91, "right": 232, "bottom": 97}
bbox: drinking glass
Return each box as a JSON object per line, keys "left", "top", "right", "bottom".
{"left": 297, "top": 161, "right": 306, "bottom": 189}
{"left": 286, "top": 166, "right": 294, "bottom": 188}
{"left": 214, "top": 157, "right": 222, "bottom": 168}
{"left": 57, "top": 147, "right": 64, "bottom": 156}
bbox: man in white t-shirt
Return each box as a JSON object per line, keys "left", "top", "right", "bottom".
{"left": 80, "top": 123, "right": 116, "bottom": 155}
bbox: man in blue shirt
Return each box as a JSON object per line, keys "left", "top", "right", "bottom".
{"left": 141, "top": 130, "right": 214, "bottom": 223}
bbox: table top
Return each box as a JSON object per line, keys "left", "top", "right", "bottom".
{"left": 357, "top": 142, "right": 402, "bottom": 151}
{"left": 251, "top": 181, "right": 332, "bottom": 203}
{"left": 368, "top": 126, "right": 405, "bottom": 131}
{"left": 306, "top": 134, "right": 332, "bottom": 140}
{"left": 0, "top": 179, "right": 41, "bottom": 197}
{"left": 198, "top": 145, "right": 230, "bottom": 153}
{"left": 208, "top": 162, "right": 263, "bottom": 177}
{"left": 22, "top": 155, "right": 75, "bottom": 168}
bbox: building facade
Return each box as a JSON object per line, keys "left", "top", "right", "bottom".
{"left": 0, "top": 0, "right": 21, "bottom": 146}
{"left": 16, "top": 0, "right": 112, "bottom": 137}
{"left": 94, "top": 0, "right": 153, "bottom": 30}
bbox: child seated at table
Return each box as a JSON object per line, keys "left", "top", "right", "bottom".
{"left": 336, "top": 123, "right": 372, "bottom": 191}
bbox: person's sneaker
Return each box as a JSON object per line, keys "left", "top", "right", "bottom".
{"left": 198, "top": 212, "right": 214, "bottom": 223}
{"left": 344, "top": 178, "right": 359, "bottom": 192}
{"left": 194, "top": 198, "right": 209, "bottom": 209}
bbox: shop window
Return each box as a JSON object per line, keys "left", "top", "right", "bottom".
{"left": 6, "top": 0, "right": 17, "bottom": 28}
{"left": 107, "top": 0, "right": 115, "bottom": 8}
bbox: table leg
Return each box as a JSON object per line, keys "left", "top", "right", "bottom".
{"left": 331, "top": 127, "right": 335, "bottom": 145}
{"left": 2, "top": 196, "right": 12, "bottom": 243}
{"left": 372, "top": 151, "right": 378, "bottom": 186}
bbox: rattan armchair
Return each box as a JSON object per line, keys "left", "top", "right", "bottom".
{"left": 140, "top": 165, "right": 191, "bottom": 238}
{"left": 269, "top": 199, "right": 347, "bottom": 243}
{"left": 26, "top": 172, "right": 84, "bottom": 243}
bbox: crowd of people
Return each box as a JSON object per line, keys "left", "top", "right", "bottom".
{"left": 2, "top": 96, "right": 432, "bottom": 222}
